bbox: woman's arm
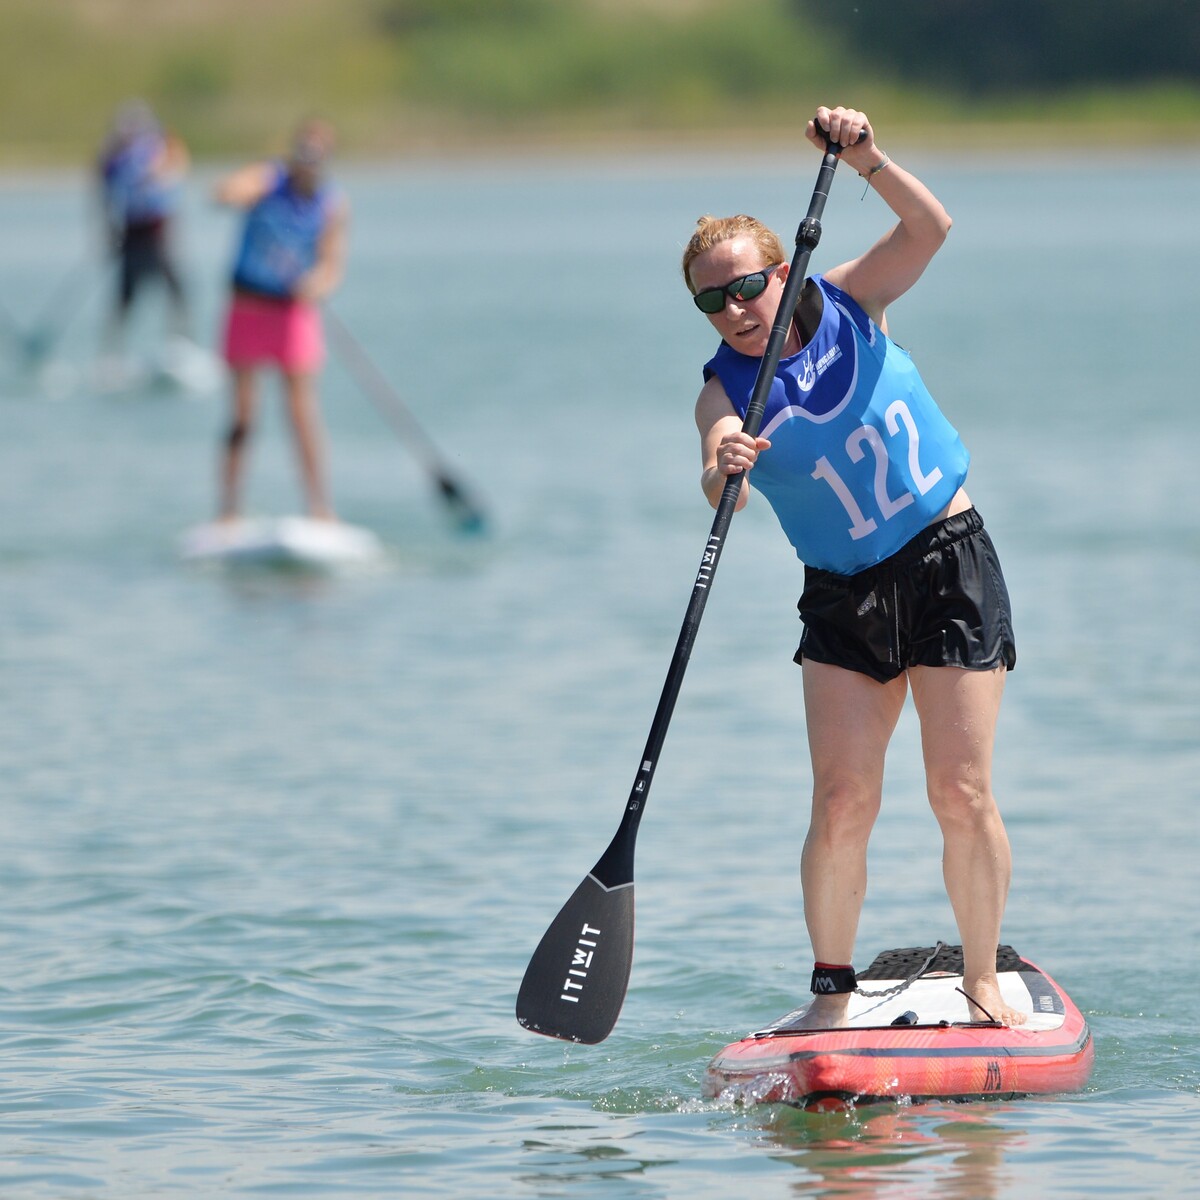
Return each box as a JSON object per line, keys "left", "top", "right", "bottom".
{"left": 695, "top": 375, "right": 770, "bottom": 511}
{"left": 295, "top": 197, "right": 349, "bottom": 302}
{"left": 157, "top": 132, "right": 190, "bottom": 184}
{"left": 809, "top": 106, "right": 952, "bottom": 326}
{"left": 212, "top": 161, "right": 276, "bottom": 209}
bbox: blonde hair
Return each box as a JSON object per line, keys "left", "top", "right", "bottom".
{"left": 681, "top": 215, "right": 787, "bottom": 293}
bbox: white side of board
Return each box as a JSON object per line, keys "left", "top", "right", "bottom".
{"left": 93, "top": 337, "right": 225, "bottom": 396}
{"left": 757, "top": 970, "right": 1065, "bottom": 1035}
{"left": 180, "top": 517, "right": 384, "bottom": 570}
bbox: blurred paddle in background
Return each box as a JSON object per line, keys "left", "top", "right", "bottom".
{"left": 0, "top": 253, "right": 105, "bottom": 369}
{"left": 326, "top": 308, "right": 487, "bottom": 535}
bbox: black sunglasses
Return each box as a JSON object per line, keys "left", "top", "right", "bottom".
{"left": 692, "top": 263, "right": 782, "bottom": 314}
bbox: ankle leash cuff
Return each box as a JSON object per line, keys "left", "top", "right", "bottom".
{"left": 810, "top": 964, "right": 858, "bottom": 995}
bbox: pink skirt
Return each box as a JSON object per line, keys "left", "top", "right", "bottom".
{"left": 222, "top": 292, "right": 324, "bottom": 373}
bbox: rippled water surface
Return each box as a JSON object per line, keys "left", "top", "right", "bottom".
{"left": 1, "top": 148, "right": 1198, "bottom": 1197}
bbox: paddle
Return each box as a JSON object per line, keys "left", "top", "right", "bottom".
{"left": 325, "top": 308, "right": 488, "bottom": 534}
{"left": 9, "top": 253, "right": 107, "bottom": 366}
{"left": 516, "top": 120, "right": 861, "bottom": 1044}
{"left": 0, "top": 299, "right": 25, "bottom": 353}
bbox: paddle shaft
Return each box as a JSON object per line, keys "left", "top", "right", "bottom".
{"left": 591, "top": 135, "right": 849, "bottom": 888}
{"left": 325, "top": 307, "right": 487, "bottom": 530}
{"left": 0, "top": 299, "right": 22, "bottom": 343}
{"left": 0, "top": 253, "right": 104, "bottom": 362}
{"left": 326, "top": 308, "right": 452, "bottom": 467}
{"left": 516, "top": 128, "right": 856, "bottom": 1043}
{"left": 27, "top": 253, "right": 111, "bottom": 358}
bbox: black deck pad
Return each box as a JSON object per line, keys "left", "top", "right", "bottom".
{"left": 858, "top": 943, "right": 1028, "bottom": 981}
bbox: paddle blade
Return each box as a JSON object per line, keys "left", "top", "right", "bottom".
{"left": 21, "top": 329, "right": 53, "bottom": 365}
{"left": 516, "top": 873, "right": 635, "bottom": 1044}
{"left": 435, "top": 472, "right": 487, "bottom": 535}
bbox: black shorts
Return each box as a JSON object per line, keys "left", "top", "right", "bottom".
{"left": 120, "top": 220, "right": 184, "bottom": 308}
{"left": 794, "top": 508, "right": 1016, "bottom": 684}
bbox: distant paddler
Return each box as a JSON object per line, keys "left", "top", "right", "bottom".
{"left": 96, "top": 99, "right": 193, "bottom": 360}
{"left": 213, "top": 118, "right": 349, "bottom": 523}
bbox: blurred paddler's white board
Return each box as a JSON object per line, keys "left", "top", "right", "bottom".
{"left": 93, "top": 337, "right": 224, "bottom": 397}
{"left": 180, "top": 517, "right": 384, "bottom": 571}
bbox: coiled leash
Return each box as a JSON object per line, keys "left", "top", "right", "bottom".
{"left": 811, "top": 941, "right": 948, "bottom": 1000}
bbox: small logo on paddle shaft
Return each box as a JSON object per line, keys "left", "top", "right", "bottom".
{"left": 695, "top": 535, "right": 721, "bottom": 590}
{"left": 630, "top": 759, "right": 653, "bottom": 811}
{"left": 559, "top": 923, "right": 601, "bottom": 1003}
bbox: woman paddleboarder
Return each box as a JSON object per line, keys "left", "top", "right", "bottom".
{"left": 96, "top": 100, "right": 193, "bottom": 361}
{"left": 213, "top": 117, "right": 349, "bottom": 523}
{"left": 684, "top": 105, "right": 1023, "bottom": 1027}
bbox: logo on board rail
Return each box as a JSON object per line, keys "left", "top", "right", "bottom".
{"left": 559, "top": 923, "right": 601, "bottom": 1003}
{"left": 983, "top": 1059, "right": 1003, "bottom": 1092}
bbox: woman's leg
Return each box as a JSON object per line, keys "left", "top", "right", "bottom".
{"left": 797, "top": 660, "right": 908, "bottom": 1027}
{"left": 282, "top": 371, "right": 335, "bottom": 521}
{"left": 909, "top": 664, "right": 1025, "bottom": 1025}
{"left": 218, "top": 367, "right": 257, "bottom": 521}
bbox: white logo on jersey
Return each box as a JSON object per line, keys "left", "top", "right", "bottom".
{"left": 794, "top": 344, "right": 841, "bottom": 393}
{"left": 795, "top": 355, "right": 818, "bottom": 392}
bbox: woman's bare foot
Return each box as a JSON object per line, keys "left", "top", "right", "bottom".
{"left": 793, "top": 994, "right": 853, "bottom": 1030}
{"left": 963, "top": 976, "right": 1028, "bottom": 1026}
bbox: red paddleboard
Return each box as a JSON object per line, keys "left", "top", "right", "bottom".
{"left": 703, "top": 944, "right": 1093, "bottom": 1108}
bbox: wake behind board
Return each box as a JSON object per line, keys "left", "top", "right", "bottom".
{"left": 92, "top": 337, "right": 224, "bottom": 397}
{"left": 180, "top": 517, "right": 384, "bottom": 572}
{"left": 152, "top": 336, "right": 224, "bottom": 394}
{"left": 704, "top": 944, "right": 1092, "bottom": 1109}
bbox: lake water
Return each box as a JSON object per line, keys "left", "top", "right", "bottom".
{"left": 1, "top": 145, "right": 1198, "bottom": 1198}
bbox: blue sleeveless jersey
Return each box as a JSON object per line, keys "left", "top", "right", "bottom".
{"left": 703, "top": 275, "right": 969, "bottom": 575}
{"left": 231, "top": 164, "right": 338, "bottom": 298}
{"left": 101, "top": 132, "right": 177, "bottom": 226}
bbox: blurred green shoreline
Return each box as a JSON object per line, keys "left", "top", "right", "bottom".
{"left": 2, "top": 0, "right": 1199, "bottom": 168}
{"left": 7, "top": 114, "right": 1200, "bottom": 175}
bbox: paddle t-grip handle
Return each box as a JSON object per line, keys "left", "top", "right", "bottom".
{"left": 792, "top": 119, "right": 869, "bottom": 255}
{"left": 811, "top": 115, "right": 870, "bottom": 155}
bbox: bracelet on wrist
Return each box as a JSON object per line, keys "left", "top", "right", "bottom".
{"left": 858, "top": 152, "right": 891, "bottom": 199}
{"left": 859, "top": 152, "right": 891, "bottom": 181}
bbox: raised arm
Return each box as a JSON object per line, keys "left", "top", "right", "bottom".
{"left": 808, "top": 106, "right": 952, "bottom": 326}
{"left": 212, "top": 161, "right": 276, "bottom": 210}
{"left": 157, "top": 131, "right": 190, "bottom": 185}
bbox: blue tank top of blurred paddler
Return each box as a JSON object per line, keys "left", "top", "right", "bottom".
{"left": 102, "top": 131, "right": 177, "bottom": 227}
{"left": 232, "top": 163, "right": 337, "bottom": 299}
